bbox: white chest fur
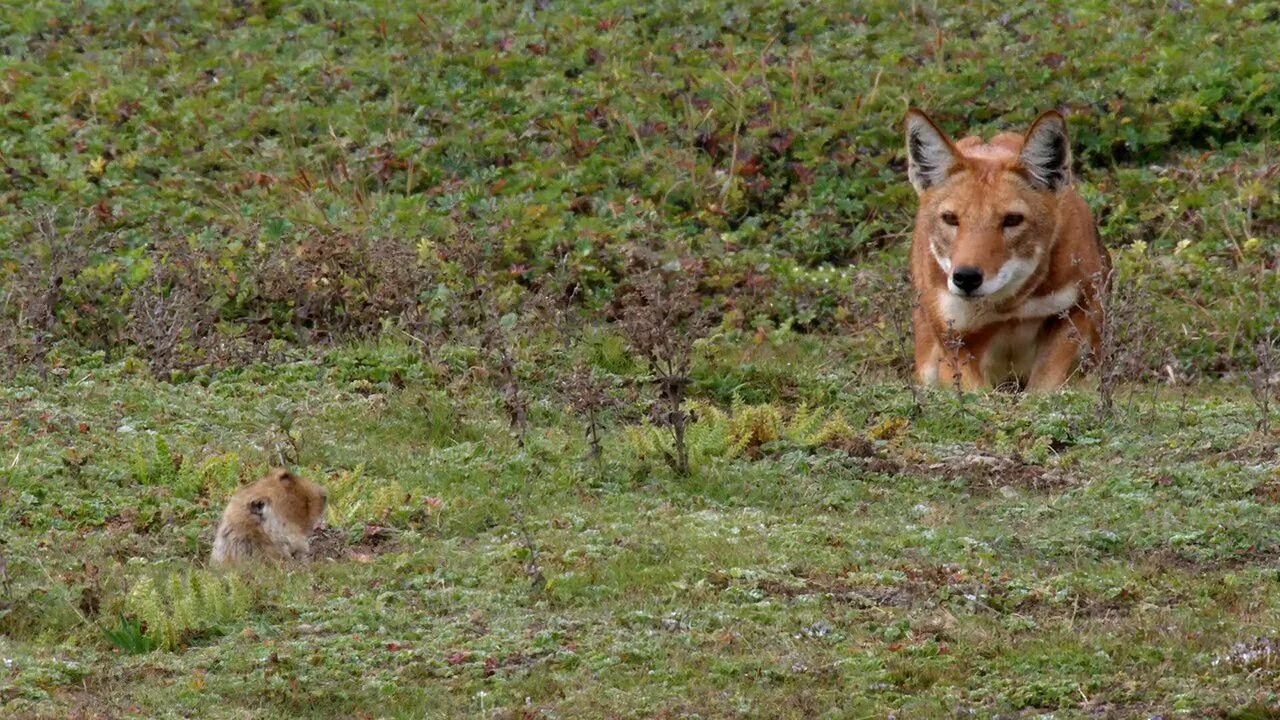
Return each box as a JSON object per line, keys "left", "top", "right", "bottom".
{"left": 935, "top": 283, "right": 1080, "bottom": 333}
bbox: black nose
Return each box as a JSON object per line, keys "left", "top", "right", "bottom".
{"left": 951, "top": 267, "right": 984, "bottom": 293}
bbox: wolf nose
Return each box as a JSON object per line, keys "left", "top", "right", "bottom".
{"left": 951, "top": 267, "right": 984, "bottom": 294}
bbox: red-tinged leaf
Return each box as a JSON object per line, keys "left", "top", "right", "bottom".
{"left": 638, "top": 120, "right": 667, "bottom": 138}
{"left": 769, "top": 131, "right": 794, "bottom": 155}
{"left": 792, "top": 163, "right": 816, "bottom": 185}
{"left": 695, "top": 132, "right": 722, "bottom": 158}
{"left": 526, "top": 42, "right": 546, "bottom": 56}
{"left": 446, "top": 650, "right": 472, "bottom": 665}
{"left": 585, "top": 104, "right": 608, "bottom": 128}
{"left": 484, "top": 656, "right": 499, "bottom": 676}
{"left": 78, "top": 422, "right": 90, "bottom": 433}
{"left": 735, "top": 154, "right": 763, "bottom": 177}
{"left": 94, "top": 199, "right": 114, "bottom": 222}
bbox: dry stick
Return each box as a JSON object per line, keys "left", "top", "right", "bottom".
{"left": 943, "top": 320, "right": 966, "bottom": 401}
{"left": 1252, "top": 332, "right": 1279, "bottom": 434}
{"left": 864, "top": 272, "right": 923, "bottom": 416}
{"left": 585, "top": 404, "right": 603, "bottom": 466}
{"left": 900, "top": 286, "right": 924, "bottom": 416}
{"left": 488, "top": 311, "right": 544, "bottom": 592}
{"left": 566, "top": 365, "right": 609, "bottom": 478}
{"left": 650, "top": 355, "right": 692, "bottom": 477}
{"left": 446, "top": 235, "right": 545, "bottom": 593}
{"left": 1089, "top": 266, "right": 1121, "bottom": 417}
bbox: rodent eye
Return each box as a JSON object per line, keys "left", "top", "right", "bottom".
{"left": 1002, "top": 213, "right": 1025, "bottom": 228}
{"left": 941, "top": 212, "right": 959, "bottom": 226}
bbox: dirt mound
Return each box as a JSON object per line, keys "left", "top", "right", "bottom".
{"left": 308, "top": 524, "right": 401, "bottom": 562}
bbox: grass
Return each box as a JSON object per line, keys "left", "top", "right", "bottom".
{"left": 0, "top": 0, "right": 1279, "bottom": 718}
{"left": 2, "top": 338, "right": 1279, "bottom": 718}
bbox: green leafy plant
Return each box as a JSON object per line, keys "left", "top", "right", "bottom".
{"left": 124, "top": 571, "right": 253, "bottom": 651}
{"left": 102, "top": 613, "right": 158, "bottom": 655}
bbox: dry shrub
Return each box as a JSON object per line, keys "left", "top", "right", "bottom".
{"left": 617, "top": 256, "right": 713, "bottom": 476}
{"left": 0, "top": 213, "right": 109, "bottom": 376}
{"left": 258, "top": 231, "right": 432, "bottom": 342}
{"left": 1084, "top": 264, "right": 1161, "bottom": 415}
{"left": 128, "top": 229, "right": 435, "bottom": 375}
{"left": 845, "top": 266, "right": 917, "bottom": 380}
{"left": 562, "top": 364, "right": 616, "bottom": 465}
{"left": 125, "top": 237, "right": 235, "bottom": 376}
{"left": 1251, "top": 332, "right": 1279, "bottom": 433}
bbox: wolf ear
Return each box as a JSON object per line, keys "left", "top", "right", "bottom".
{"left": 904, "top": 109, "right": 960, "bottom": 193}
{"left": 1020, "top": 111, "right": 1072, "bottom": 191}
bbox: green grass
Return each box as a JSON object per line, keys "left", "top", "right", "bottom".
{"left": 2, "top": 338, "right": 1279, "bottom": 718}
{"left": 1, "top": 0, "right": 1279, "bottom": 718}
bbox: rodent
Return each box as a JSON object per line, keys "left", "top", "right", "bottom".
{"left": 211, "top": 468, "right": 328, "bottom": 564}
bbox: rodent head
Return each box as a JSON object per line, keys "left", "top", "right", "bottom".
{"left": 262, "top": 467, "right": 328, "bottom": 533}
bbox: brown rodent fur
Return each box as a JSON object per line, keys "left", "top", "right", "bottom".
{"left": 211, "top": 468, "right": 328, "bottom": 564}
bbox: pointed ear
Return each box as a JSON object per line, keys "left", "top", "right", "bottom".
{"left": 249, "top": 498, "right": 268, "bottom": 519}
{"left": 1020, "top": 111, "right": 1072, "bottom": 191}
{"left": 904, "top": 109, "right": 961, "bottom": 193}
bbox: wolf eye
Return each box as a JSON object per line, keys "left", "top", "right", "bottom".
{"left": 941, "top": 212, "right": 959, "bottom": 226}
{"left": 1002, "top": 213, "right": 1025, "bottom": 228}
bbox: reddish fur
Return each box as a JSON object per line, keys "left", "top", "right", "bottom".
{"left": 211, "top": 468, "right": 328, "bottom": 564}
{"left": 905, "top": 110, "right": 1112, "bottom": 391}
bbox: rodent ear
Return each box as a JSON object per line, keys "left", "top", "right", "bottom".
{"left": 249, "top": 498, "right": 268, "bottom": 519}
{"left": 276, "top": 470, "right": 295, "bottom": 484}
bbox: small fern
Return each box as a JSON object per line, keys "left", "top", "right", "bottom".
{"left": 129, "top": 439, "right": 242, "bottom": 501}
{"left": 684, "top": 401, "right": 731, "bottom": 459}
{"left": 129, "top": 435, "right": 180, "bottom": 488}
{"left": 727, "top": 401, "right": 783, "bottom": 457}
{"left": 124, "top": 570, "right": 252, "bottom": 650}
{"left": 196, "top": 453, "right": 244, "bottom": 501}
{"left": 785, "top": 404, "right": 828, "bottom": 446}
{"left": 624, "top": 402, "right": 867, "bottom": 468}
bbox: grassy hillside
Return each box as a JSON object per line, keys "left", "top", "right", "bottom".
{"left": 1, "top": 0, "right": 1277, "bottom": 373}
{"left": 1, "top": 1, "right": 1279, "bottom": 718}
